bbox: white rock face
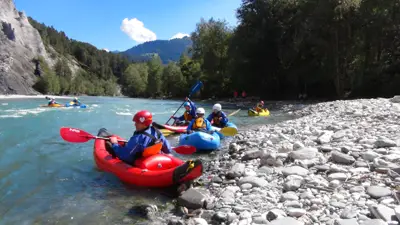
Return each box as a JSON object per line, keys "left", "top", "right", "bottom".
{"left": 0, "top": 0, "right": 53, "bottom": 94}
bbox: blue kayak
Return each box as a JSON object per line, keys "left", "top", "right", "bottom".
{"left": 212, "top": 122, "right": 238, "bottom": 139}
{"left": 65, "top": 103, "right": 87, "bottom": 108}
{"left": 179, "top": 131, "right": 221, "bottom": 151}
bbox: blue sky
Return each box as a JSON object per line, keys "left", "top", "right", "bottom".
{"left": 14, "top": 0, "right": 241, "bottom": 51}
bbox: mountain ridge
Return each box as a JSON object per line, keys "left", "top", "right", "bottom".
{"left": 120, "top": 37, "right": 192, "bottom": 64}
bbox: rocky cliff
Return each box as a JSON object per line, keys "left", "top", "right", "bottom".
{"left": 0, "top": 0, "right": 54, "bottom": 94}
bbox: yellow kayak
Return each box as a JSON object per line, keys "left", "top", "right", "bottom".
{"left": 40, "top": 104, "right": 64, "bottom": 108}
{"left": 248, "top": 108, "right": 270, "bottom": 117}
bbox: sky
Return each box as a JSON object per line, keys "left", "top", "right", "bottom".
{"left": 14, "top": 0, "right": 242, "bottom": 52}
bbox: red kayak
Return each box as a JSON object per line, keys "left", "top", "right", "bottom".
{"left": 93, "top": 135, "right": 203, "bottom": 188}
{"left": 152, "top": 122, "right": 187, "bottom": 133}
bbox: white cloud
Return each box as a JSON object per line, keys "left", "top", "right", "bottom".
{"left": 102, "top": 48, "right": 109, "bottom": 52}
{"left": 169, "top": 33, "right": 190, "bottom": 40}
{"left": 120, "top": 18, "right": 157, "bottom": 43}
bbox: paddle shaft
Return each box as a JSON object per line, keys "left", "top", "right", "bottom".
{"left": 165, "top": 81, "right": 203, "bottom": 125}
{"left": 90, "top": 136, "right": 128, "bottom": 143}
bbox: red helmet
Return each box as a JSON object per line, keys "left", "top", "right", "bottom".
{"left": 260, "top": 101, "right": 264, "bottom": 105}
{"left": 133, "top": 110, "right": 153, "bottom": 126}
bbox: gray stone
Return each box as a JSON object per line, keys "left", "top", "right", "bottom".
{"left": 178, "top": 188, "right": 211, "bottom": 209}
{"left": 361, "top": 151, "right": 381, "bottom": 162}
{"left": 331, "top": 151, "right": 355, "bottom": 164}
{"left": 268, "top": 217, "right": 304, "bottom": 225}
{"left": 238, "top": 176, "right": 268, "bottom": 187}
{"left": 212, "top": 212, "right": 228, "bottom": 223}
{"left": 287, "top": 208, "right": 306, "bottom": 217}
{"left": 360, "top": 219, "right": 388, "bottom": 225}
{"left": 340, "top": 208, "right": 358, "bottom": 219}
{"left": 241, "top": 150, "right": 264, "bottom": 161}
{"left": 289, "top": 147, "right": 318, "bottom": 160}
{"left": 280, "top": 191, "right": 299, "bottom": 202}
{"left": 282, "top": 166, "right": 309, "bottom": 177}
{"left": 366, "top": 186, "right": 392, "bottom": 199}
{"left": 334, "top": 218, "right": 359, "bottom": 225}
{"left": 318, "top": 131, "right": 333, "bottom": 144}
{"left": 375, "top": 138, "right": 397, "bottom": 148}
{"left": 369, "top": 204, "right": 395, "bottom": 222}
{"left": 226, "top": 163, "right": 245, "bottom": 179}
{"left": 188, "top": 218, "right": 208, "bottom": 225}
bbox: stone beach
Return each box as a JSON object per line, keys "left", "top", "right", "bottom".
{"left": 147, "top": 97, "right": 400, "bottom": 225}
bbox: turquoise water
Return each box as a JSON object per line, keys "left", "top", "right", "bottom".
{"left": 0, "top": 96, "right": 295, "bottom": 224}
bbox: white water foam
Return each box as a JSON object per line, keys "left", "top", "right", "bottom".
{"left": 0, "top": 95, "right": 75, "bottom": 99}
{"left": 0, "top": 108, "right": 47, "bottom": 118}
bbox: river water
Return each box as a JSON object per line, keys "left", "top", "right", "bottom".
{"left": 0, "top": 96, "right": 299, "bottom": 225}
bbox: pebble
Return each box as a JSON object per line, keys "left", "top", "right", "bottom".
{"left": 164, "top": 97, "right": 400, "bottom": 225}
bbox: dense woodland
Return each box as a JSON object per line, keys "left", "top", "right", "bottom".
{"left": 28, "top": 0, "right": 400, "bottom": 100}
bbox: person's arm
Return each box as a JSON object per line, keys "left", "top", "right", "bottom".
{"left": 188, "top": 100, "right": 196, "bottom": 109}
{"left": 221, "top": 112, "right": 229, "bottom": 124}
{"left": 205, "top": 119, "right": 212, "bottom": 131}
{"left": 177, "top": 114, "right": 185, "bottom": 121}
{"left": 112, "top": 136, "right": 143, "bottom": 164}
{"left": 160, "top": 135, "right": 172, "bottom": 154}
{"left": 186, "top": 120, "right": 194, "bottom": 131}
{"left": 206, "top": 113, "right": 213, "bottom": 122}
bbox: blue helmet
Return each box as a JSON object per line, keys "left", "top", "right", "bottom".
{"left": 183, "top": 102, "right": 191, "bottom": 109}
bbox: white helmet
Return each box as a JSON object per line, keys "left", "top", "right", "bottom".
{"left": 196, "top": 108, "right": 205, "bottom": 114}
{"left": 74, "top": 97, "right": 78, "bottom": 100}
{"left": 212, "top": 103, "right": 222, "bottom": 112}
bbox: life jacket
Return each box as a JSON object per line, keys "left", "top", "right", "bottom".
{"left": 212, "top": 111, "right": 222, "bottom": 125}
{"left": 256, "top": 104, "right": 263, "bottom": 112}
{"left": 134, "top": 127, "right": 163, "bottom": 157}
{"left": 183, "top": 111, "right": 193, "bottom": 122}
{"left": 192, "top": 117, "right": 206, "bottom": 130}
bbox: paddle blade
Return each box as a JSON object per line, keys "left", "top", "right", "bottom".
{"left": 189, "top": 81, "right": 203, "bottom": 97}
{"left": 160, "top": 129, "right": 175, "bottom": 137}
{"left": 219, "top": 127, "right": 238, "bottom": 136}
{"left": 60, "top": 127, "right": 95, "bottom": 143}
{"left": 173, "top": 145, "right": 196, "bottom": 155}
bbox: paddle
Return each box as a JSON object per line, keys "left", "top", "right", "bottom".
{"left": 59, "top": 127, "right": 196, "bottom": 155}
{"left": 228, "top": 109, "right": 241, "bottom": 117}
{"left": 213, "top": 126, "right": 238, "bottom": 136}
{"left": 165, "top": 81, "right": 203, "bottom": 125}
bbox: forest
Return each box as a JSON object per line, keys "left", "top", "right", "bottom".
{"left": 28, "top": 0, "right": 400, "bottom": 100}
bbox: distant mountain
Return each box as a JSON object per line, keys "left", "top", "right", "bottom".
{"left": 121, "top": 37, "right": 192, "bottom": 64}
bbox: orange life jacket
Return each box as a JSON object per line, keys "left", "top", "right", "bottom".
{"left": 256, "top": 104, "right": 263, "bottom": 112}
{"left": 183, "top": 111, "right": 193, "bottom": 122}
{"left": 192, "top": 117, "right": 206, "bottom": 130}
{"left": 134, "top": 128, "right": 163, "bottom": 157}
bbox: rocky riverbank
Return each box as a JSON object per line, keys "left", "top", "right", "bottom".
{"left": 151, "top": 96, "right": 400, "bottom": 225}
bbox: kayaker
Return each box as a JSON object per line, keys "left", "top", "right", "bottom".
{"left": 72, "top": 97, "right": 81, "bottom": 106}
{"left": 171, "top": 97, "right": 197, "bottom": 126}
{"left": 107, "top": 110, "right": 172, "bottom": 165}
{"left": 254, "top": 100, "right": 266, "bottom": 112}
{"left": 206, "top": 103, "right": 228, "bottom": 128}
{"left": 48, "top": 98, "right": 58, "bottom": 106}
{"left": 186, "top": 108, "right": 213, "bottom": 134}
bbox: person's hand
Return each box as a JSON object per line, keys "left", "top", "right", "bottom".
{"left": 185, "top": 97, "right": 189, "bottom": 101}
{"left": 219, "top": 117, "right": 223, "bottom": 121}
{"left": 171, "top": 116, "right": 176, "bottom": 119}
{"left": 109, "top": 136, "right": 118, "bottom": 144}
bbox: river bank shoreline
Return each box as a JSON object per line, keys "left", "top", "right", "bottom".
{"left": 142, "top": 96, "right": 400, "bottom": 225}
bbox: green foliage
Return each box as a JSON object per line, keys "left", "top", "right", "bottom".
{"left": 122, "top": 64, "right": 149, "bottom": 97}
{"left": 29, "top": 0, "right": 400, "bottom": 100}
{"left": 28, "top": 17, "right": 130, "bottom": 96}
